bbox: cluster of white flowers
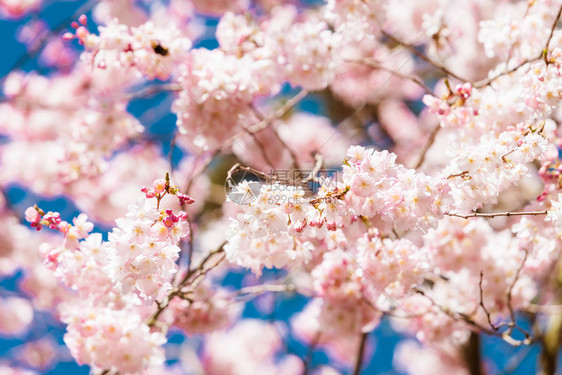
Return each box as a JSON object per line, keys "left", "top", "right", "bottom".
{"left": 225, "top": 182, "right": 314, "bottom": 276}
{"left": 107, "top": 198, "right": 189, "bottom": 302}
{"left": 343, "top": 146, "right": 452, "bottom": 232}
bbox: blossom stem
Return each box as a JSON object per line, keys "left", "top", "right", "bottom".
{"left": 446, "top": 210, "right": 548, "bottom": 219}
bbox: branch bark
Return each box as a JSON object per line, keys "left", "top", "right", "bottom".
{"left": 352, "top": 333, "right": 368, "bottom": 375}
{"left": 462, "top": 332, "right": 484, "bottom": 375}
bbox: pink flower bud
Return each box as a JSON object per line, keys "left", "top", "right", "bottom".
{"left": 178, "top": 194, "right": 195, "bottom": 205}
{"left": 62, "top": 32, "right": 75, "bottom": 41}
{"left": 78, "top": 15, "right": 87, "bottom": 25}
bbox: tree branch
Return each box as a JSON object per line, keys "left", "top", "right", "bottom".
{"left": 348, "top": 57, "right": 433, "bottom": 95}
{"left": 381, "top": 30, "right": 469, "bottom": 83}
{"left": 413, "top": 125, "right": 440, "bottom": 169}
{"left": 462, "top": 332, "right": 484, "bottom": 375}
{"left": 446, "top": 210, "right": 548, "bottom": 219}
{"left": 352, "top": 332, "right": 368, "bottom": 375}
{"left": 145, "top": 242, "right": 226, "bottom": 327}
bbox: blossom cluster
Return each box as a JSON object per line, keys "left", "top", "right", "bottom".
{"left": 24, "top": 178, "right": 194, "bottom": 373}
{"left": 343, "top": 146, "right": 452, "bottom": 232}
{"left": 65, "top": 16, "right": 192, "bottom": 80}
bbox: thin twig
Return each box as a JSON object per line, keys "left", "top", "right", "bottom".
{"left": 226, "top": 163, "right": 270, "bottom": 182}
{"left": 543, "top": 4, "right": 562, "bottom": 65}
{"left": 146, "top": 242, "right": 227, "bottom": 326}
{"left": 223, "top": 89, "right": 309, "bottom": 150}
{"left": 301, "top": 152, "right": 324, "bottom": 184}
{"left": 413, "top": 125, "right": 441, "bottom": 169}
{"left": 479, "top": 271, "right": 499, "bottom": 330}
{"left": 381, "top": 30, "right": 469, "bottom": 83}
{"left": 247, "top": 89, "right": 309, "bottom": 134}
{"left": 505, "top": 250, "right": 530, "bottom": 336}
{"left": 350, "top": 57, "right": 433, "bottom": 95}
{"left": 183, "top": 150, "right": 218, "bottom": 195}
{"left": 446, "top": 210, "right": 548, "bottom": 219}
{"left": 414, "top": 288, "right": 532, "bottom": 346}
{"left": 473, "top": 58, "right": 539, "bottom": 88}
{"left": 243, "top": 129, "right": 277, "bottom": 169}
{"left": 250, "top": 106, "right": 301, "bottom": 170}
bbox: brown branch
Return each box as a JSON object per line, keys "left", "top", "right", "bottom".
{"left": 381, "top": 30, "right": 469, "bottom": 83}
{"left": 506, "top": 249, "right": 529, "bottom": 331}
{"left": 446, "top": 210, "right": 548, "bottom": 219}
{"left": 539, "top": 313, "right": 562, "bottom": 375}
{"left": 222, "top": 89, "right": 309, "bottom": 151}
{"left": 349, "top": 58, "right": 433, "bottom": 95}
{"left": 183, "top": 150, "right": 219, "bottom": 195}
{"left": 270, "top": 128, "right": 300, "bottom": 170}
{"left": 145, "top": 242, "right": 227, "bottom": 327}
{"left": 543, "top": 4, "right": 562, "bottom": 65}
{"left": 414, "top": 288, "right": 532, "bottom": 346}
{"left": 246, "top": 89, "right": 309, "bottom": 134}
{"left": 178, "top": 243, "right": 226, "bottom": 290}
{"left": 249, "top": 106, "right": 302, "bottom": 171}
{"left": 472, "top": 58, "right": 539, "bottom": 88}
{"left": 226, "top": 163, "right": 270, "bottom": 182}
{"left": 352, "top": 332, "right": 368, "bottom": 375}
{"left": 413, "top": 125, "right": 441, "bottom": 169}
{"left": 243, "top": 129, "right": 277, "bottom": 169}
{"left": 479, "top": 271, "right": 499, "bottom": 330}
{"left": 462, "top": 332, "right": 484, "bottom": 375}
{"left": 301, "top": 152, "right": 324, "bottom": 184}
